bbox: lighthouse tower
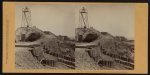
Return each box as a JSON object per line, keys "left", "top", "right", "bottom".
{"left": 79, "top": 7, "right": 89, "bottom": 28}
{"left": 21, "top": 6, "right": 32, "bottom": 28}
{"left": 16, "top": 6, "right": 32, "bottom": 42}
{"left": 75, "top": 7, "right": 90, "bottom": 42}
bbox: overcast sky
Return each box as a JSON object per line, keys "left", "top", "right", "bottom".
{"left": 15, "top": 4, "right": 135, "bottom": 40}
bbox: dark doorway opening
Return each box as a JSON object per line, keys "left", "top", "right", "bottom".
{"left": 25, "top": 33, "right": 41, "bottom": 42}
{"left": 21, "top": 34, "right": 26, "bottom": 41}
{"left": 83, "top": 33, "right": 98, "bottom": 42}
{"left": 78, "top": 35, "right": 83, "bottom": 42}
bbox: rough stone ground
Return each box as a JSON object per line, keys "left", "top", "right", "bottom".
{"left": 75, "top": 48, "right": 103, "bottom": 70}
{"left": 75, "top": 48, "right": 127, "bottom": 70}
{"left": 15, "top": 46, "right": 128, "bottom": 70}
{"left": 15, "top": 47, "right": 70, "bottom": 69}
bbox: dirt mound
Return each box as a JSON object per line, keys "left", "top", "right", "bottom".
{"left": 15, "top": 27, "right": 56, "bottom": 42}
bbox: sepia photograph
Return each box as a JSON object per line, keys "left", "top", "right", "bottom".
{"left": 15, "top": 4, "right": 134, "bottom": 70}
{"left": 3, "top": 2, "right": 148, "bottom": 73}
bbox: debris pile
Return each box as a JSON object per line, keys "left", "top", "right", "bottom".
{"left": 15, "top": 26, "right": 75, "bottom": 69}
{"left": 75, "top": 27, "right": 134, "bottom": 69}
